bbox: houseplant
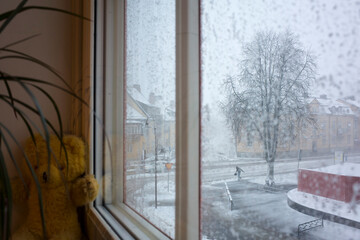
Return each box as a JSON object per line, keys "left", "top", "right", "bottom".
{"left": 0, "top": 1, "right": 90, "bottom": 239}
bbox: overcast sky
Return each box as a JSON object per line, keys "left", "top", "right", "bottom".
{"left": 202, "top": 0, "right": 360, "bottom": 106}
{"left": 126, "top": 0, "right": 360, "bottom": 104}
{"left": 201, "top": 0, "right": 360, "bottom": 155}
{"left": 125, "top": 0, "right": 360, "bottom": 155}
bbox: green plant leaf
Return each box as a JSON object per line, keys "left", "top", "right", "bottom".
{"left": 0, "top": 134, "right": 12, "bottom": 240}
{"left": 0, "top": 95, "right": 41, "bottom": 171}
{"left": 30, "top": 85, "right": 71, "bottom": 176}
{"left": 0, "top": 93, "right": 71, "bottom": 179}
{"left": 0, "top": 95, "right": 68, "bottom": 185}
{"left": 0, "top": 74, "right": 53, "bottom": 169}
{"left": 16, "top": 81, "right": 52, "bottom": 181}
{"left": 30, "top": 85, "right": 64, "bottom": 141}
{"left": 0, "top": 123, "right": 47, "bottom": 239}
{"left": 0, "top": 53, "right": 72, "bottom": 91}
{"left": 0, "top": 5, "right": 91, "bottom": 22}
{"left": 0, "top": 95, "right": 61, "bottom": 136}
{"left": 0, "top": 75, "right": 114, "bottom": 167}
{"left": 1, "top": 131, "right": 29, "bottom": 195}
{"left": 1, "top": 75, "right": 85, "bottom": 106}
{"left": 0, "top": 72, "right": 17, "bottom": 118}
{"left": 0, "top": 0, "right": 27, "bottom": 34}
{"left": 2, "top": 34, "right": 40, "bottom": 49}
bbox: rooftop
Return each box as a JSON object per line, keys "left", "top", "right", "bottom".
{"left": 301, "top": 163, "right": 360, "bottom": 177}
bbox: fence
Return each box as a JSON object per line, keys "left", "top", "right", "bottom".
{"left": 298, "top": 218, "right": 323, "bottom": 236}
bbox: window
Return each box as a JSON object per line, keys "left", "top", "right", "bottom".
{"left": 92, "top": 0, "right": 360, "bottom": 239}
{"left": 93, "top": 0, "right": 199, "bottom": 239}
{"left": 200, "top": 0, "right": 360, "bottom": 239}
{"left": 124, "top": 0, "right": 176, "bottom": 237}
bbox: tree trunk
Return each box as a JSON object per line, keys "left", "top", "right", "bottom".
{"left": 265, "top": 161, "right": 275, "bottom": 186}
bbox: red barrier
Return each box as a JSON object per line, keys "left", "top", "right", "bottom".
{"left": 298, "top": 168, "right": 360, "bottom": 202}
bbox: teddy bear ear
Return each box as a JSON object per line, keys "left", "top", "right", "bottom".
{"left": 62, "top": 135, "right": 85, "bottom": 156}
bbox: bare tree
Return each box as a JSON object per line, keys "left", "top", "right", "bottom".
{"left": 223, "top": 30, "right": 316, "bottom": 186}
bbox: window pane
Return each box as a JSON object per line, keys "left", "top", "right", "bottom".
{"left": 201, "top": 1, "right": 360, "bottom": 239}
{"left": 124, "top": 0, "right": 175, "bottom": 238}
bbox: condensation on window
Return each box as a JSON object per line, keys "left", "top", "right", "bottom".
{"left": 201, "top": 0, "right": 360, "bottom": 239}
{"left": 124, "top": 0, "right": 175, "bottom": 238}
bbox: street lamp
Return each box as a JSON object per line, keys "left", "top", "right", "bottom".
{"left": 154, "top": 126, "right": 158, "bottom": 209}
{"left": 145, "top": 118, "right": 158, "bottom": 209}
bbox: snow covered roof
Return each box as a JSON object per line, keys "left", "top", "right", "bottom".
{"left": 316, "top": 98, "right": 343, "bottom": 107}
{"left": 126, "top": 86, "right": 175, "bottom": 123}
{"left": 301, "top": 163, "right": 360, "bottom": 177}
{"left": 127, "top": 86, "right": 154, "bottom": 107}
{"left": 339, "top": 98, "right": 360, "bottom": 107}
{"left": 126, "top": 103, "right": 147, "bottom": 121}
{"left": 309, "top": 97, "right": 357, "bottom": 115}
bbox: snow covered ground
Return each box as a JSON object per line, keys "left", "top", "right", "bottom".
{"left": 126, "top": 173, "right": 176, "bottom": 238}
{"left": 124, "top": 156, "right": 360, "bottom": 239}
{"left": 202, "top": 175, "right": 360, "bottom": 239}
{"left": 288, "top": 189, "right": 360, "bottom": 222}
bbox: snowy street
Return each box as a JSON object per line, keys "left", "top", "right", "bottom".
{"left": 124, "top": 153, "right": 360, "bottom": 238}
{"left": 126, "top": 153, "right": 360, "bottom": 185}
{"left": 202, "top": 179, "right": 360, "bottom": 239}
{"left": 203, "top": 153, "right": 360, "bottom": 183}
{"left": 201, "top": 154, "right": 360, "bottom": 239}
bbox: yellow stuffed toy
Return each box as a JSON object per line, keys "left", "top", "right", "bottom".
{"left": 11, "top": 134, "right": 99, "bottom": 240}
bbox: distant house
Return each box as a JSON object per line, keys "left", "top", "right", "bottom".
{"left": 236, "top": 95, "right": 360, "bottom": 157}
{"left": 125, "top": 86, "right": 157, "bottom": 161}
{"left": 304, "top": 97, "right": 357, "bottom": 153}
{"left": 162, "top": 106, "right": 176, "bottom": 153}
{"left": 125, "top": 101, "right": 148, "bottom": 161}
{"left": 337, "top": 98, "right": 360, "bottom": 146}
{"left": 125, "top": 85, "right": 175, "bottom": 162}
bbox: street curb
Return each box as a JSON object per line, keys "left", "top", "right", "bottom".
{"left": 287, "top": 194, "right": 360, "bottom": 229}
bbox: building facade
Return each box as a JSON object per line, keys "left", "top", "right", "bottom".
{"left": 236, "top": 96, "right": 360, "bottom": 157}
{"left": 125, "top": 86, "right": 176, "bottom": 163}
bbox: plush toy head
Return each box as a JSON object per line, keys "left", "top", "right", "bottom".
{"left": 24, "top": 134, "right": 87, "bottom": 188}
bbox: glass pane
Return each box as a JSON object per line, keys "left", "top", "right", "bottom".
{"left": 201, "top": 0, "right": 360, "bottom": 239}
{"left": 124, "top": 0, "right": 175, "bottom": 238}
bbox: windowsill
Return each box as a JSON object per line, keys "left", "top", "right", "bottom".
{"left": 87, "top": 207, "right": 121, "bottom": 240}
{"left": 87, "top": 205, "right": 170, "bottom": 240}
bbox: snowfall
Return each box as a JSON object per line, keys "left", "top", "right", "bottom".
{"left": 125, "top": 160, "right": 360, "bottom": 240}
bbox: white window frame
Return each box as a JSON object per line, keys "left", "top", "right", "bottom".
{"left": 91, "top": 0, "right": 200, "bottom": 239}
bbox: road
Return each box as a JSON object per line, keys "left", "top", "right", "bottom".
{"left": 202, "top": 153, "right": 360, "bottom": 183}
{"left": 125, "top": 153, "right": 360, "bottom": 198}
{"left": 126, "top": 153, "right": 360, "bottom": 183}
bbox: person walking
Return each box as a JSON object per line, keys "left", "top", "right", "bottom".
{"left": 234, "top": 166, "right": 245, "bottom": 181}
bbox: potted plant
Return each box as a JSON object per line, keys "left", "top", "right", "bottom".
{"left": 0, "top": 1, "right": 89, "bottom": 239}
